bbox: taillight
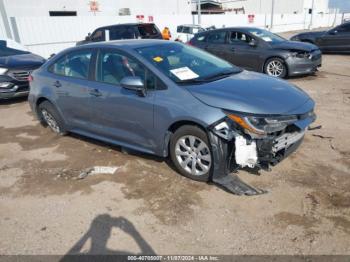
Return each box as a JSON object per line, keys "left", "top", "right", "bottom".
{"left": 28, "top": 75, "right": 33, "bottom": 82}
{"left": 187, "top": 40, "right": 193, "bottom": 46}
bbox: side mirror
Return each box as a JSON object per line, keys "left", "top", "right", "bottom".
{"left": 249, "top": 39, "right": 257, "bottom": 47}
{"left": 120, "top": 76, "right": 146, "bottom": 96}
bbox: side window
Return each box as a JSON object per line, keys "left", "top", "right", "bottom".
{"left": 50, "top": 55, "right": 66, "bottom": 76}
{"left": 177, "top": 26, "right": 183, "bottom": 33}
{"left": 229, "top": 31, "right": 252, "bottom": 44}
{"left": 109, "top": 27, "right": 123, "bottom": 40}
{"left": 96, "top": 50, "right": 145, "bottom": 85}
{"left": 91, "top": 29, "right": 105, "bottom": 41}
{"left": 49, "top": 50, "right": 92, "bottom": 79}
{"left": 182, "top": 27, "right": 191, "bottom": 34}
{"left": 207, "top": 31, "right": 226, "bottom": 44}
{"left": 96, "top": 50, "right": 162, "bottom": 90}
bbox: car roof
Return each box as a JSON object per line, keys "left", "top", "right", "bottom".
{"left": 95, "top": 23, "right": 155, "bottom": 30}
{"left": 77, "top": 39, "right": 173, "bottom": 50}
{"left": 179, "top": 24, "right": 202, "bottom": 28}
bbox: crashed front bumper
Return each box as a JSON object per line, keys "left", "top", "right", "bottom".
{"left": 286, "top": 51, "right": 322, "bottom": 76}
{"left": 207, "top": 112, "right": 315, "bottom": 195}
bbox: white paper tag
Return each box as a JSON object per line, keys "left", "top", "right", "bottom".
{"left": 170, "top": 67, "right": 199, "bottom": 80}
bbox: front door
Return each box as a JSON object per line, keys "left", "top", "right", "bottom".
{"left": 88, "top": 49, "right": 157, "bottom": 152}
{"left": 223, "top": 30, "right": 261, "bottom": 71}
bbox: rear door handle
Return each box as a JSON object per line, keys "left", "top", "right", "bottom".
{"left": 53, "top": 80, "right": 61, "bottom": 88}
{"left": 89, "top": 88, "right": 102, "bottom": 97}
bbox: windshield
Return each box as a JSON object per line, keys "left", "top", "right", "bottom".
{"left": 136, "top": 43, "right": 241, "bottom": 84}
{"left": 247, "top": 28, "right": 285, "bottom": 43}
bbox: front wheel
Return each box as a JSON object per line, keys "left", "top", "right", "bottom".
{"left": 170, "top": 125, "right": 212, "bottom": 182}
{"left": 264, "top": 58, "right": 287, "bottom": 78}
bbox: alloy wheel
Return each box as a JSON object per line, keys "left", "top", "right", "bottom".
{"left": 41, "top": 109, "right": 60, "bottom": 133}
{"left": 175, "top": 135, "right": 211, "bottom": 176}
{"left": 266, "top": 60, "right": 284, "bottom": 77}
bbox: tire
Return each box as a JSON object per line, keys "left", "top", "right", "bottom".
{"left": 170, "top": 125, "right": 212, "bottom": 182}
{"left": 38, "top": 101, "right": 67, "bottom": 135}
{"left": 264, "top": 57, "right": 287, "bottom": 78}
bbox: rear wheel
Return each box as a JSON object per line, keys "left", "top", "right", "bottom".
{"left": 264, "top": 57, "right": 287, "bottom": 78}
{"left": 170, "top": 125, "right": 212, "bottom": 182}
{"left": 38, "top": 101, "right": 67, "bottom": 135}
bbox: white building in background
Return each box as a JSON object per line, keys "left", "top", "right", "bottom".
{"left": 220, "top": 0, "right": 305, "bottom": 14}
{"left": 1, "top": 0, "right": 192, "bottom": 17}
{"left": 192, "top": 0, "right": 350, "bottom": 14}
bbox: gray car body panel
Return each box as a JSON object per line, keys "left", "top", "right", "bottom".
{"left": 29, "top": 40, "right": 314, "bottom": 158}
{"left": 187, "top": 70, "right": 314, "bottom": 115}
{"left": 191, "top": 27, "right": 322, "bottom": 77}
{"left": 290, "top": 23, "right": 350, "bottom": 53}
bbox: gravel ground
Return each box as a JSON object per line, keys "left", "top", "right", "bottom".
{"left": 0, "top": 29, "right": 349, "bottom": 256}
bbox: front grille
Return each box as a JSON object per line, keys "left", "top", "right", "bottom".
{"left": 8, "top": 70, "right": 31, "bottom": 82}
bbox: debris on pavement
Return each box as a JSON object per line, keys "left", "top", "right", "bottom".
{"left": 77, "top": 166, "right": 120, "bottom": 180}
{"left": 308, "top": 125, "right": 322, "bottom": 131}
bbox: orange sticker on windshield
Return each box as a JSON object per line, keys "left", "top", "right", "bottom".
{"left": 153, "top": 56, "right": 163, "bottom": 62}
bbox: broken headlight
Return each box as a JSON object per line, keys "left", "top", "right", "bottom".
{"left": 226, "top": 113, "right": 298, "bottom": 136}
{"left": 291, "top": 51, "right": 311, "bottom": 59}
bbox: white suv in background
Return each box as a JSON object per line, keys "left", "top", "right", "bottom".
{"left": 175, "top": 24, "right": 205, "bottom": 43}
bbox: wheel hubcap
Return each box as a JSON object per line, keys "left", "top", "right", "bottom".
{"left": 267, "top": 60, "right": 284, "bottom": 77}
{"left": 41, "top": 109, "right": 60, "bottom": 133}
{"left": 175, "top": 135, "right": 211, "bottom": 176}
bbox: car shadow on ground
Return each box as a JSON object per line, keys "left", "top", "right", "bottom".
{"left": 69, "top": 132, "right": 179, "bottom": 172}
{"left": 0, "top": 96, "right": 28, "bottom": 105}
{"left": 60, "top": 214, "right": 156, "bottom": 259}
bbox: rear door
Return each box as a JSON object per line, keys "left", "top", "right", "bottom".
{"left": 203, "top": 30, "right": 228, "bottom": 58}
{"left": 48, "top": 49, "right": 96, "bottom": 130}
{"left": 318, "top": 24, "right": 350, "bottom": 52}
{"left": 88, "top": 48, "right": 158, "bottom": 152}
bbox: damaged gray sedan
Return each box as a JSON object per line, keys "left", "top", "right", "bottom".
{"left": 28, "top": 40, "right": 315, "bottom": 195}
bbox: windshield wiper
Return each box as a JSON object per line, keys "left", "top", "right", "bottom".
{"left": 176, "top": 69, "right": 241, "bottom": 85}
{"left": 202, "top": 69, "right": 241, "bottom": 81}
{"left": 176, "top": 78, "right": 209, "bottom": 85}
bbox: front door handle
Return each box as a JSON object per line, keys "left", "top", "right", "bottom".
{"left": 89, "top": 88, "right": 102, "bottom": 97}
{"left": 53, "top": 80, "right": 61, "bottom": 88}
{"left": 231, "top": 47, "right": 235, "bottom": 52}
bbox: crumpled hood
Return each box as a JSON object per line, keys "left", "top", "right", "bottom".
{"left": 0, "top": 53, "right": 45, "bottom": 69}
{"left": 271, "top": 40, "right": 319, "bottom": 51}
{"left": 187, "top": 71, "right": 314, "bottom": 115}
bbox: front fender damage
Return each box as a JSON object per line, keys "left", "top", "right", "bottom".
{"left": 208, "top": 131, "right": 267, "bottom": 196}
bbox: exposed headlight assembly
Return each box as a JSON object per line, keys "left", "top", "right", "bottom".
{"left": 226, "top": 113, "right": 298, "bottom": 137}
{"left": 0, "top": 67, "right": 8, "bottom": 75}
{"left": 291, "top": 51, "right": 311, "bottom": 59}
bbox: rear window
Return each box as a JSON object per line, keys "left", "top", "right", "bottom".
{"left": 137, "top": 24, "right": 159, "bottom": 37}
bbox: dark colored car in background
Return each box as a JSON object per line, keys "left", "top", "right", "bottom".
{"left": 290, "top": 22, "right": 350, "bottom": 53}
{"left": 190, "top": 27, "right": 322, "bottom": 78}
{"left": 28, "top": 40, "right": 315, "bottom": 195}
{"left": 76, "top": 23, "right": 162, "bottom": 45}
{"left": 0, "top": 39, "right": 45, "bottom": 99}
